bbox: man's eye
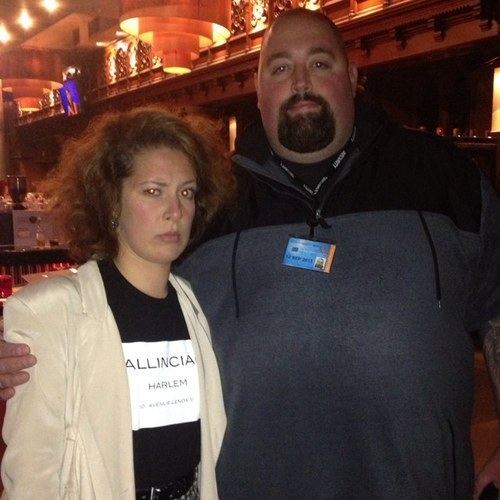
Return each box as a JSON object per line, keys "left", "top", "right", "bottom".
{"left": 313, "top": 60, "right": 330, "bottom": 69}
{"left": 180, "top": 188, "right": 196, "bottom": 200}
{"left": 144, "top": 188, "right": 160, "bottom": 196}
{"left": 271, "top": 64, "right": 287, "bottom": 75}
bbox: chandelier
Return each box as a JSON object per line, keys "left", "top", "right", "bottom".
{"left": 119, "top": 0, "right": 231, "bottom": 75}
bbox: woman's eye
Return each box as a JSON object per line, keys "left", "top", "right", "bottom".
{"left": 144, "top": 188, "right": 160, "bottom": 196}
{"left": 180, "top": 188, "right": 196, "bottom": 200}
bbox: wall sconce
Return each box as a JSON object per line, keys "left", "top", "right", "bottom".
{"left": 229, "top": 116, "right": 237, "bottom": 152}
{"left": 491, "top": 67, "right": 500, "bottom": 134}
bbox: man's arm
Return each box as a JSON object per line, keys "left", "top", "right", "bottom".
{"left": 0, "top": 317, "right": 37, "bottom": 400}
{"left": 474, "top": 320, "right": 500, "bottom": 499}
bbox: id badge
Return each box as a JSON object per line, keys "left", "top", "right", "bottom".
{"left": 282, "top": 236, "right": 336, "bottom": 273}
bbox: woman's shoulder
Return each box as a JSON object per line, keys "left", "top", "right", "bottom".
{"left": 13, "top": 273, "right": 78, "bottom": 302}
{"left": 8, "top": 260, "right": 100, "bottom": 311}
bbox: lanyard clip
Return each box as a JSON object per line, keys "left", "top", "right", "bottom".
{"left": 315, "top": 208, "right": 331, "bottom": 229}
{"left": 307, "top": 209, "right": 331, "bottom": 237}
{"left": 307, "top": 217, "right": 318, "bottom": 238}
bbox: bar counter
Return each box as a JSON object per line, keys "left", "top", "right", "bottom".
{"left": 0, "top": 245, "right": 73, "bottom": 286}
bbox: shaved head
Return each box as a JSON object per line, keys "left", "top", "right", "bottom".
{"left": 256, "top": 8, "right": 357, "bottom": 163}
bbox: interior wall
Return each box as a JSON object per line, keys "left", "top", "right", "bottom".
{"left": 9, "top": 49, "right": 497, "bottom": 191}
{"left": 361, "top": 54, "right": 494, "bottom": 136}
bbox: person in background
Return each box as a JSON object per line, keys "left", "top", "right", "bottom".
{"left": 1, "top": 107, "right": 229, "bottom": 499}
{"left": 0, "top": 8, "right": 498, "bottom": 499}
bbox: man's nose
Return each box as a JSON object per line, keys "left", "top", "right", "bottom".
{"left": 291, "top": 66, "right": 311, "bottom": 94}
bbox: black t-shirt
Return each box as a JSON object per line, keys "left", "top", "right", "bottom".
{"left": 276, "top": 152, "right": 344, "bottom": 201}
{"left": 273, "top": 128, "right": 355, "bottom": 197}
{"left": 282, "top": 156, "right": 334, "bottom": 190}
{"left": 98, "top": 260, "right": 200, "bottom": 488}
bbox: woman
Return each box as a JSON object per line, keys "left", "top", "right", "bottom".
{"left": 1, "top": 107, "right": 233, "bottom": 499}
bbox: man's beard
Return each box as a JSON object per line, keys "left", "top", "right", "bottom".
{"left": 278, "top": 92, "right": 335, "bottom": 153}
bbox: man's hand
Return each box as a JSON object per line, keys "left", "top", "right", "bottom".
{"left": 0, "top": 341, "right": 36, "bottom": 400}
{"left": 474, "top": 446, "right": 500, "bottom": 499}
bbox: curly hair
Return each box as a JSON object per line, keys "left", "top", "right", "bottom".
{"left": 43, "top": 106, "right": 234, "bottom": 262}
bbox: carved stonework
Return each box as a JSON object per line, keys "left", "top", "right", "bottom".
{"left": 152, "top": 54, "right": 162, "bottom": 68}
{"left": 39, "top": 90, "right": 55, "bottom": 110}
{"left": 105, "top": 50, "right": 117, "bottom": 83}
{"left": 102, "top": 36, "right": 156, "bottom": 84}
{"left": 429, "top": 17, "right": 446, "bottom": 42}
{"left": 389, "top": 27, "right": 406, "bottom": 50}
{"left": 231, "top": 0, "right": 248, "bottom": 34}
{"left": 355, "top": 37, "right": 370, "bottom": 56}
{"left": 115, "top": 48, "right": 129, "bottom": 80}
{"left": 137, "top": 40, "right": 151, "bottom": 73}
{"left": 297, "top": 0, "right": 321, "bottom": 9}
{"left": 234, "top": 69, "right": 254, "bottom": 88}
{"left": 274, "top": 0, "right": 292, "bottom": 18}
{"left": 97, "top": 64, "right": 107, "bottom": 88}
{"left": 251, "top": 0, "right": 268, "bottom": 28}
{"left": 127, "top": 42, "right": 137, "bottom": 76}
{"left": 349, "top": 0, "right": 357, "bottom": 17}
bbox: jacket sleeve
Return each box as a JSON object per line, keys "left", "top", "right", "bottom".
{"left": 465, "top": 175, "right": 500, "bottom": 332}
{"left": 1, "top": 289, "right": 70, "bottom": 500}
{"left": 465, "top": 176, "right": 500, "bottom": 421}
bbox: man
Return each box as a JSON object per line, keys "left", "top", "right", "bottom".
{"left": 0, "top": 8, "right": 499, "bottom": 499}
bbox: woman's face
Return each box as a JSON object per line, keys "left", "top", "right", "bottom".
{"left": 116, "top": 146, "right": 197, "bottom": 270}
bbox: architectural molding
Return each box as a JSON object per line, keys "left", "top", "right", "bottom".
{"left": 14, "top": 0, "right": 498, "bottom": 125}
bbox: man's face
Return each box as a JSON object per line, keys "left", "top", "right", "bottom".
{"left": 256, "top": 12, "right": 357, "bottom": 162}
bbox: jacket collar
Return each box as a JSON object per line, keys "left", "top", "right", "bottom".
{"left": 73, "top": 260, "right": 109, "bottom": 319}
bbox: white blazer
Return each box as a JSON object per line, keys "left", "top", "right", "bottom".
{"left": 1, "top": 260, "right": 226, "bottom": 499}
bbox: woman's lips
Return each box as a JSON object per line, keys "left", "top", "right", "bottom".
{"left": 156, "top": 231, "right": 180, "bottom": 242}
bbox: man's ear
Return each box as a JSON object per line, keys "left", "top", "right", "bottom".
{"left": 348, "top": 62, "right": 358, "bottom": 97}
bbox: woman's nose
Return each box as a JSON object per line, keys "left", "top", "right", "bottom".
{"left": 164, "top": 196, "right": 182, "bottom": 221}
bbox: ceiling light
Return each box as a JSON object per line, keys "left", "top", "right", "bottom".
{"left": 119, "top": 0, "right": 230, "bottom": 76}
{"left": 41, "top": 0, "right": 59, "bottom": 13}
{"left": 17, "top": 9, "right": 34, "bottom": 30}
{"left": 0, "top": 24, "right": 11, "bottom": 44}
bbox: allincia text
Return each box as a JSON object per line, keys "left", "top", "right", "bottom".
{"left": 125, "top": 355, "right": 195, "bottom": 370}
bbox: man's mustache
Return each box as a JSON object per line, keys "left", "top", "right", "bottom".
{"left": 283, "top": 92, "right": 325, "bottom": 112}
